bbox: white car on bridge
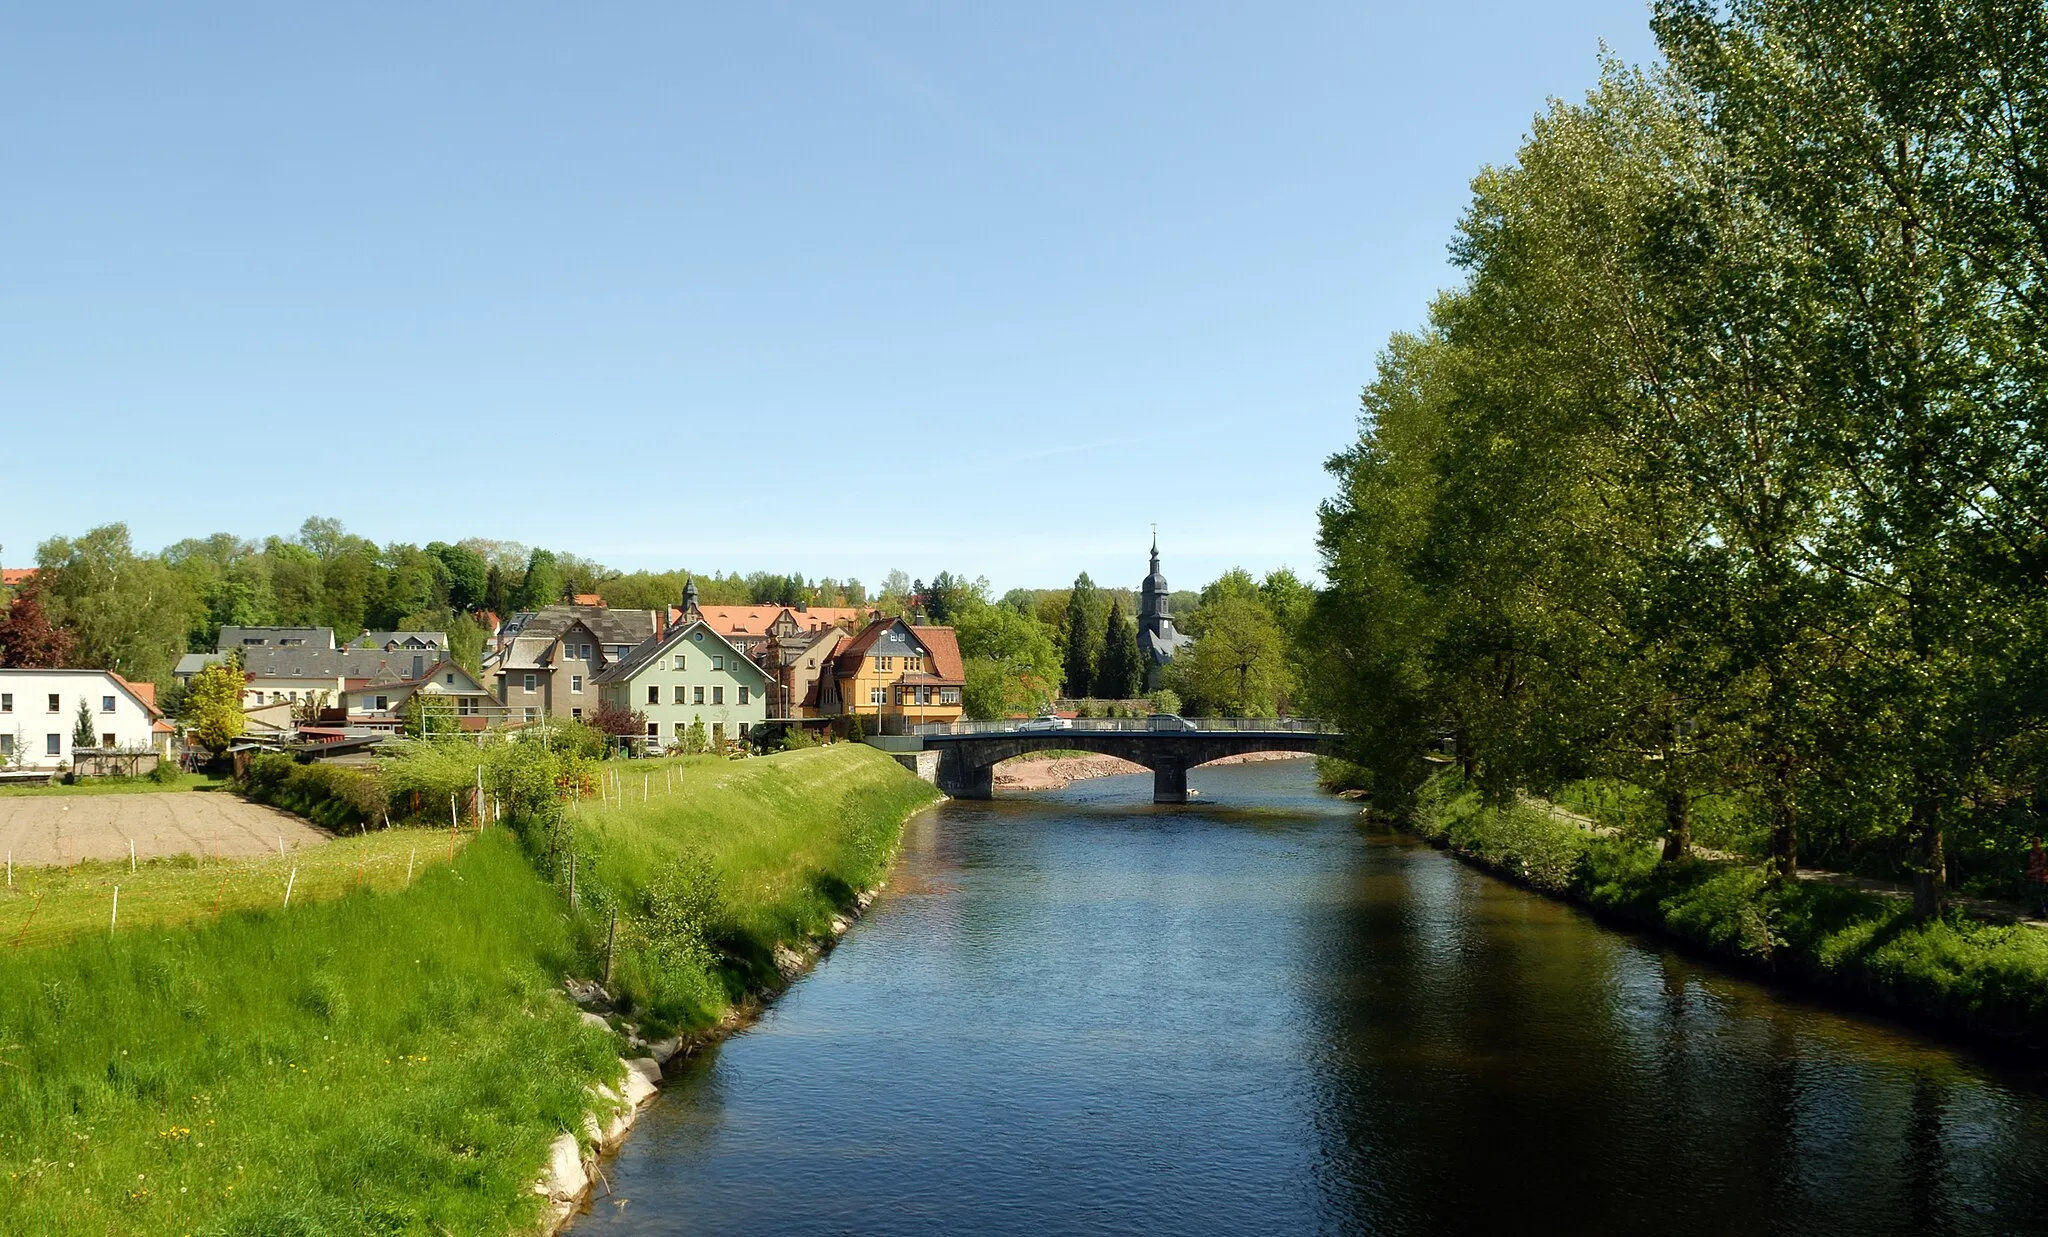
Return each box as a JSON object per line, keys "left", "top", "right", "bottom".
{"left": 1016, "top": 715, "right": 1071, "bottom": 733}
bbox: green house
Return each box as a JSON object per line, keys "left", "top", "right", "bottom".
{"left": 591, "top": 619, "right": 772, "bottom": 749}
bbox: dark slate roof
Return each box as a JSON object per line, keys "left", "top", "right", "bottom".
{"left": 589, "top": 621, "right": 771, "bottom": 687}
{"left": 498, "top": 606, "right": 660, "bottom": 649}
{"left": 217, "top": 626, "right": 335, "bottom": 652}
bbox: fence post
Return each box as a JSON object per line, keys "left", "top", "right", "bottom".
{"left": 129, "top": 839, "right": 135, "bottom": 873}
{"left": 604, "top": 909, "right": 617, "bottom": 985}
{"left": 110, "top": 885, "right": 119, "bottom": 935}
{"left": 11, "top": 893, "right": 43, "bottom": 952}
{"left": 407, "top": 848, "right": 415, "bottom": 886}
{"left": 569, "top": 853, "right": 577, "bottom": 911}
{"left": 283, "top": 866, "right": 296, "bottom": 908}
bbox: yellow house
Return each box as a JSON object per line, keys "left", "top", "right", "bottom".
{"left": 816, "top": 618, "right": 965, "bottom": 730}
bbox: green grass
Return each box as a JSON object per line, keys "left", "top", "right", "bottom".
{"left": 0, "top": 833, "right": 620, "bottom": 1236}
{"left": 0, "top": 773, "right": 231, "bottom": 798}
{"left": 1400, "top": 769, "right": 2048, "bottom": 1046}
{"left": 548, "top": 745, "right": 943, "bottom": 1035}
{"left": 0, "top": 742, "right": 940, "bottom": 1235}
{"left": 2, "top": 828, "right": 463, "bottom": 953}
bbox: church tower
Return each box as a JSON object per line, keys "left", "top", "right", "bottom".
{"left": 1137, "top": 532, "right": 1190, "bottom": 689}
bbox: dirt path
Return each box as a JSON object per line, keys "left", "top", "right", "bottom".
{"left": 0, "top": 793, "right": 331, "bottom": 867}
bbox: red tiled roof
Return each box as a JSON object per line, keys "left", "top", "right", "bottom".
{"left": 1, "top": 568, "right": 34, "bottom": 586}
{"left": 111, "top": 673, "right": 162, "bottom": 718}
{"left": 911, "top": 625, "right": 964, "bottom": 683}
{"left": 574, "top": 594, "right": 605, "bottom": 606}
{"left": 673, "top": 604, "right": 878, "bottom": 638}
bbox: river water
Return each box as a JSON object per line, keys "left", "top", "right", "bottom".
{"left": 571, "top": 760, "right": 2048, "bottom": 1236}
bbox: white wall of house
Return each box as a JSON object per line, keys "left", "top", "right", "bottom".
{"left": 0, "top": 670, "right": 161, "bottom": 768}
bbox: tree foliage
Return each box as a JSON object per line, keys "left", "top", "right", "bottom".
{"left": 183, "top": 659, "right": 246, "bottom": 755}
{"left": 1310, "top": 0, "right": 2048, "bottom": 913}
{"left": 0, "top": 576, "right": 74, "bottom": 668}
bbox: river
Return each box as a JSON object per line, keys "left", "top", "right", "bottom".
{"left": 570, "top": 759, "right": 2048, "bottom": 1235}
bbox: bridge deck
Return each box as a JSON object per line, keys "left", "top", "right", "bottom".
{"left": 917, "top": 720, "right": 1339, "bottom": 803}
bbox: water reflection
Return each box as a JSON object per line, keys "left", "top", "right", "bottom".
{"left": 571, "top": 761, "right": 2048, "bottom": 1236}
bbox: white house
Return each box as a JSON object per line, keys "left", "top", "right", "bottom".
{"left": 0, "top": 669, "right": 171, "bottom": 769}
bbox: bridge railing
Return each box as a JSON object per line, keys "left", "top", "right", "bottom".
{"left": 912, "top": 717, "right": 1334, "bottom": 737}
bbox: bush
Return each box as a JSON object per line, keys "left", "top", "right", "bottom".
{"left": 240, "top": 753, "right": 390, "bottom": 832}
{"left": 148, "top": 757, "right": 182, "bottom": 785}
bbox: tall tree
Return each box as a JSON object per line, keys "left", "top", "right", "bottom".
{"left": 71, "top": 696, "right": 98, "bottom": 751}
{"left": 183, "top": 659, "right": 246, "bottom": 756}
{"left": 35, "top": 524, "right": 193, "bottom": 686}
{"left": 1096, "top": 602, "right": 1141, "bottom": 700}
{"left": 1062, "top": 573, "right": 1101, "bottom": 698}
{"left": 513, "top": 548, "right": 564, "bottom": 611}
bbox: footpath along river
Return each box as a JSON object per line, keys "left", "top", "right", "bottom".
{"left": 570, "top": 760, "right": 2048, "bottom": 1235}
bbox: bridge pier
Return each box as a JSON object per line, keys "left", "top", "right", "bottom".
{"left": 935, "top": 748, "right": 994, "bottom": 800}
{"left": 1152, "top": 759, "right": 1188, "bottom": 805}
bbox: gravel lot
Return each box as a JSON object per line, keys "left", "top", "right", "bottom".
{"left": 0, "top": 793, "right": 330, "bottom": 867}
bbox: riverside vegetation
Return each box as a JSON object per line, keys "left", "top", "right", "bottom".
{"left": 1305, "top": 1, "right": 2048, "bottom": 1037}
{"left": 0, "top": 738, "right": 937, "bottom": 1235}
{"left": 1355, "top": 763, "right": 2048, "bottom": 1047}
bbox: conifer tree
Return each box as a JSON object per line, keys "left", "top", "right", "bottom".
{"left": 1096, "top": 602, "right": 1141, "bottom": 700}
{"left": 1062, "top": 573, "right": 1100, "bottom": 699}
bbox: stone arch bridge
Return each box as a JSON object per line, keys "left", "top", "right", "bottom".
{"left": 916, "top": 719, "right": 1338, "bottom": 804}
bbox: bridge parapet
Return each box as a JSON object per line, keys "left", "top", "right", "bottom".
{"left": 913, "top": 717, "right": 1331, "bottom": 737}
{"left": 917, "top": 720, "right": 1341, "bottom": 803}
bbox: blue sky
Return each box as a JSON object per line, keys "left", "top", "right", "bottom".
{"left": 0, "top": 3, "right": 1656, "bottom": 595}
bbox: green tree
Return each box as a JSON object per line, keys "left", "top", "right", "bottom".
{"left": 72, "top": 696, "right": 98, "bottom": 751}
{"left": 1062, "top": 573, "right": 1100, "bottom": 699}
{"left": 513, "top": 549, "right": 564, "bottom": 611}
{"left": 183, "top": 659, "right": 246, "bottom": 756}
{"left": 1176, "top": 596, "right": 1288, "bottom": 716}
{"left": 35, "top": 524, "right": 195, "bottom": 687}
{"left": 956, "top": 602, "right": 1060, "bottom": 718}
{"left": 428, "top": 542, "right": 490, "bottom": 613}
{"left": 1096, "top": 602, "right": 1141, "bottom": 700}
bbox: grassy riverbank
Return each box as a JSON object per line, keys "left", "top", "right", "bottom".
{"left": 0, "top": 742, "right": 938, "bottom": 1235}
{"left": 1396, "top": 770, "right": 2048, "bottom": 1048}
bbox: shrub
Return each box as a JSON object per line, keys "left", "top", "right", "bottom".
{"left": 148, "top": 758, "right": 182, "bottom": 785}
{"left": 240, "top": 753, "right": 390, "bottom": 832}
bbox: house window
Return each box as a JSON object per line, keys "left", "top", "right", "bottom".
{"left": 870, "top": 687, "right": 886, "bottom": 706}
{"left": 458, "top": 697, "right": 478, "bottom": 716}
{"left": 673, "top": 686, "right": 687, "bottom": 705}
{"left": 673, "top": 722, "right": 686, "bottom": 741}
{"left": 374, "top": 695, "right": 389, "bottom": 711}
{"left": 1, "top": 693, "right": 11, "bottom": 713}
{"left": 647, "top": 685, "right": 660, "bottom": 706}
{"left": 445, "top": 673, "right": 455, "bottom": 685}
{"left": 0, "top": 735, "right": 11, "bottom": 756}
{"left": 693, "top": 631, "right": 704, "bottom": 642}
{"left": 712, "top": 686, "right": 724, "bottom": 705}
{"left": 47, "top": 694, "right": 60, "bottom": 713}
{"left": 941, "top": 688, "right": 960, "bottom": 704}
{"left": 693, "top": 686, "right": 704, "bottom": 705}
{"left": 739, "top": 686, "right": 749, "bottom": 705}
{"left": 524, "top": 673, "right": 537, "bottom": 692}
{"left": 673, "top": 654, "right": 686, "bottom": 670}
{"left": 573, "top": 708, "right": 583, "bottom": 720}
{"left": 254, "top": 692, "right": 266, "bottom": 705}
{"left": 582, "top": 643, "right": 594, "bottom": 659}
{"left": 524, "top": 708, "right": 538, "bottom": 723}
{"left": 46, "top": 734, "right": 61, "bottom": 756}
{"left": 101, "top": 695, "right": 116, "bottom": 713}
{"left": 572, "top": 675, "right": 584, "bottom": 693}
{"left": 646, "top": 722, "right": 659, "bottom": 739}
{"left": 712, "top": 655, "right": 724, "bottom": 671}
{"left": 875, "top": 656, "right": 891, "bottom": 671}
{"left": 101, "top": 733, "right": 115, "bottom": 749}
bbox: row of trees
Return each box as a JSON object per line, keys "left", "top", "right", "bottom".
{"left": 1307, "top": 0, "right": 2048, "bottom": 912}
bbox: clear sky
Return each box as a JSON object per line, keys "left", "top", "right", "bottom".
{"left": 0, "top": 2, "right": 1657, "bottom": 595}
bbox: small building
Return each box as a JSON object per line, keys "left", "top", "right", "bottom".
{"left": 592, "top": 619, "right": 773, "bottom": 750}
{"left": 346, "top": 661, "right": 501, "bottom": 731}
{"left": 0, "top": 669, "right": 172, "bottom": 768}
